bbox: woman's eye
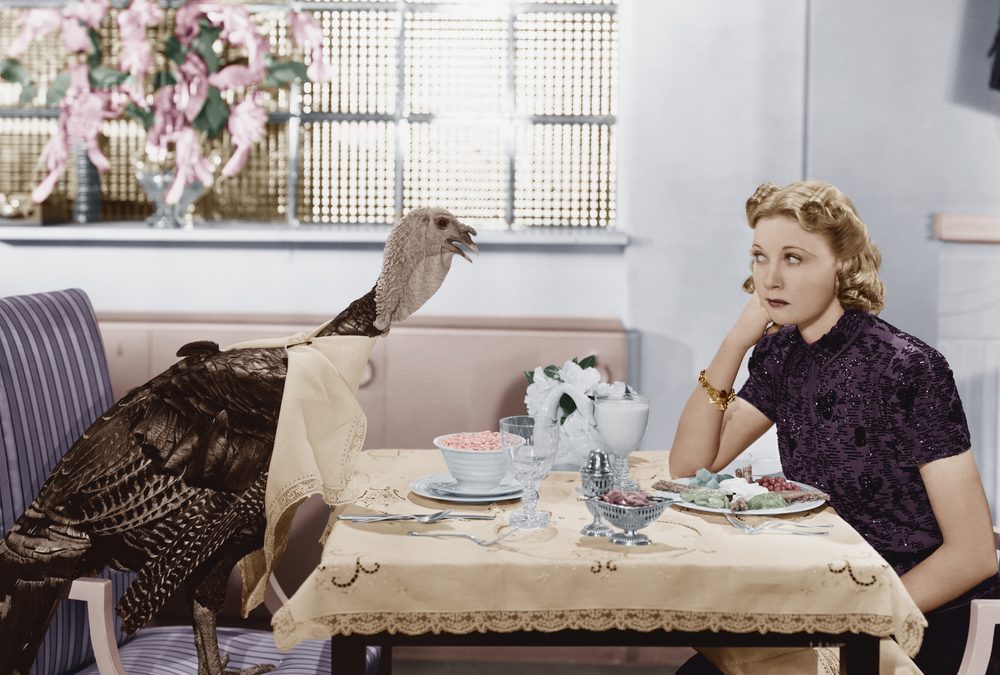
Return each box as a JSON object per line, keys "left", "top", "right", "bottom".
{"left": 785, "top": 255, "right": 802, "bottom": 265}
{"left": 752, "top": 253, "right": 766, "bottom": 263}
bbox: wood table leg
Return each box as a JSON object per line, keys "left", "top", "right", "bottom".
{"left": 330, "top": 636, "right": 373, "bottom": 675}
{"left": 839, "top": 634, "right": 880, "bottom": 675}
{"left": 376, "top": 646, "right": 392, "bottom": 675}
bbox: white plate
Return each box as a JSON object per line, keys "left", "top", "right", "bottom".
{"left": 410, "top": 472, "right": 523, "bottom": 504}
{"left": 653, "top": 477, "right": 827, "bottom": 516}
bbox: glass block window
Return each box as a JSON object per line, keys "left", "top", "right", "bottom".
{"left": 0, "top": 2, "right": 617, "bottom": 230}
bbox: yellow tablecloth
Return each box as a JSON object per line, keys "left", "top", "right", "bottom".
{"left": 272, "top": 450, "right": 925, "bottom": 666}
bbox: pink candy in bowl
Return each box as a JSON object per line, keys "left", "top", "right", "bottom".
{"left": 433, "top": 431, "right": 515, "bottom": 491}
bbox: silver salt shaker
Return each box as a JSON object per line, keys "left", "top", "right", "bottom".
{"left": 579, "top": 448, "right": 615, "bottom": 537}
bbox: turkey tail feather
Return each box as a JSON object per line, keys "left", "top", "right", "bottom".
{"left": 0, "top": 545, "right": 70, "bottom": 675}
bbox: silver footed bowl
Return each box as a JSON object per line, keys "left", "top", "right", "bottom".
{"left": 590, "top": 498, "right": 670, "bottom": 546}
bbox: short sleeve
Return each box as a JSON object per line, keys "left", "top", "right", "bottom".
{"left": 737, "top": 332, "right": 783, "bottom": 422}
{"left": 880, "top": 346, "right": 971, "bottom": 466}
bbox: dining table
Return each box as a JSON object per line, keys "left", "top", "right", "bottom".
{"left": 270, "top": 449, "right": 926, "bottom": 675}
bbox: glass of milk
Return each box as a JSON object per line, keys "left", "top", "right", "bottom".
{"left": 593, "top": 390, "right": 649, "bottom": 490}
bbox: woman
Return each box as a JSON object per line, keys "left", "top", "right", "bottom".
{"left": 670, "top": 180, "right": 1000, "bottom": 674}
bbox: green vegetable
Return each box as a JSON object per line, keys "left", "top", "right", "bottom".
{"left": 683, "top": 487, "right": 729, "bottom": 509}
{"left": 747, "top": 493, "right": 788, "bottom": 510}
{"left": 694, "top": 468, "right": 713, "bottom": 485}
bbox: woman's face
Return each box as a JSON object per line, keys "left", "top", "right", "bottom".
{"left": 751, "top": 215, "right": 844, "bottom": 342}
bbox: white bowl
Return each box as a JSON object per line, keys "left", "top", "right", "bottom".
{"left": 433, "top": 434, "right": 513, "bottom": 492}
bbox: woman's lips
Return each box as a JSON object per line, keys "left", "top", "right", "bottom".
{"left": 767, "top": 299, "right": 789, "bottom": 308}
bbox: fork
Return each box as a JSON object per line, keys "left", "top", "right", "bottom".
{"left": 339, "top": 510, "right": 454, "bottom": 523}
{"left": 725, "top": 513, "right": 831, "bottom": 536}
{"left": 406, "top": 527, "right": 520, "bottom": 546}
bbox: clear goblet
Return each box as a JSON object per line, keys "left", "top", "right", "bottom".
{"left": 594, "top": 390, "right": 649, "bottom": 490}
{"left": 500, "top": 415, "right": 558, "bottom": 529}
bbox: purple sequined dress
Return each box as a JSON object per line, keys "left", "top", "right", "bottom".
{"left": 738, "top": 310, "right": 1000, "bottom": 673}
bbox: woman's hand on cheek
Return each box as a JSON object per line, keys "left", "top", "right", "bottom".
{"left": 729, "top": 293, "right": 780, "bottom": 349}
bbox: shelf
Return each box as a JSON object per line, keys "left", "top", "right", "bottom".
{"left": 0, "top": 221, "right": 629, "bottom": 248}
{"left": 933, "top": 214, "right": 1000, "bottom": 243}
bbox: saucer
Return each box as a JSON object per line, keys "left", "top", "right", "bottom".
{"left": 410, "top": 472, "right": 523, "bottom": 504}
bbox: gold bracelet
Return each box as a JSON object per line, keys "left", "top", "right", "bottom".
{"left": 698, "top": 369, "right": 737, "bottom": 412}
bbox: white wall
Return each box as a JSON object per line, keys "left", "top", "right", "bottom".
{"left": 619, "top": 0, "right": 806, "bottom": 450}
{"left": 4, "top": 0, "right": 1000, "bottom": 458}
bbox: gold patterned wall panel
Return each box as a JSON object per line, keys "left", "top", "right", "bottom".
{"left": 514, "top": 122, "right": 615, "bottom": 228}
{"left": 301, "top": 10, "right": 397, "bottom": 115}
{"left": 197, "top": 122, "right": 289, "bottom": 221}
{"left": 515, "top": 12, "right": 617, "bottom": 117}
{"left": 405, "top": 11, "right": 508, "bottom": 115}
{"left": 0, "top": 117, "right": 72, "bottom": 222}
{"left": 405, "top": 121, "right": 506, "bottom": 225}
{"left": 297, "top": 120, "right": 395, "bottom": 224}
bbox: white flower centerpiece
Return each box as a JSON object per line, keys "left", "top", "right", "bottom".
{"left": 524, "top": 355, "right": 628, "bottom": 470}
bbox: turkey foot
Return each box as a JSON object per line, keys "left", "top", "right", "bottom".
{"left": 192, "top": 599, "right": 275, "bottom": 675}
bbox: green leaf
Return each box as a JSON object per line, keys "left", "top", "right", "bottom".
{"left": 577, "top": 355, "right": 597, "bottom": 370}
{"left": 165, "top": 36, "right": 187, "bottom": 65}
{"left": 264, "top": 59, "right": 308, "bottom": 87}
{"left": 18, "top": 82, "right": 36, "bottom": 105}
{"left": 192, "top": 19, "right": 222, "bottom": 73}
{"left": 125, "top": 103, "right": 154, "bottom": 130}
{"left": 193, "top": 86, "right": 229, "bottom": 139}
{"left": 543, "top": 365, "right": 562, "bottom": 381}
{"left": 46, "top": 71, "right": 72, "bottom": 106}
{"left": 87, "top": 29, "right": 102, "bottom": 69}
{"left": 1, "top": 59, "right": 37, "bottom": 105}
{"left": 524, "top": 370, "right": 534, "bottom": 384}
{"left": 152, "top": 70, "right": 177, "bottom": 89}
{"left": 89, "top": 66, "right": 128, "bottom": 89}
{"left": 559, "top": 394, "right": 577, "bottom": 420}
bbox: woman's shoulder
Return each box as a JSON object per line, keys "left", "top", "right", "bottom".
{"left": 748, "top": 324, "right": 798, "bottom": 363}
{"left": 865, "top": 314, "right": 952, "bottom": 375}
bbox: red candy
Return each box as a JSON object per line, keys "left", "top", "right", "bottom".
{"left": 439, "top": 431, "right": 503, "bottom": 451}
{"left": 599, "top": 489, "right": 653, "bottom": 507}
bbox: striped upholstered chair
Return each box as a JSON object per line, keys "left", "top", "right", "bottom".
{"left": 0, "top": 289, "right": 378, "bottom": 675}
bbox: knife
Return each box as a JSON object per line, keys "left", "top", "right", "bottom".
{"left": 337, "top": 513, "right": 496, "bottom": 522}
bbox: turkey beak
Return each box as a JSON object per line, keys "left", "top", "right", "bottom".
{"left": 445, "top": 223, "right": 478, "bottom": 263}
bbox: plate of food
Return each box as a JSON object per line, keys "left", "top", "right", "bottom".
{"left": 651, "top": 466, "right": 828, "bottom": 516}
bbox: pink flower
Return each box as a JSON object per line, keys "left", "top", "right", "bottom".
{"left": 177, "top": 53, "right": 209, "bottom": 123}
{"left": 174, "top": 1, "right": 215, "bottom": 46}
{"left": 220, "top": 94, "right": 266, "bottom": 178}
{"left": 7, "top": 10, "right": 61, "bottom": 57}
{"left": 118, "top": 0, "right": 163, "bottom": 84}
{"left": 61, "top": 17, "right": 93, "bottom": 54}
{"left": 146, "top": 85, "right": 185, "bottom": 155}
{"left": 209, "top": 63, "right": 264, "bottom": 91}
{"left": 166, "top": 127, "right": 215, "bottom": 204}
{"left": 63, "top": 0, "right": 110, "bottom": 29}
{"left": 31, "top": 127, "right": 68, "bottom": 203}
{"left": 31, "top": 65, "right": 121, "bottom": 203}
{"left": 289, "top": 11, "right": 332, "bottom": 83}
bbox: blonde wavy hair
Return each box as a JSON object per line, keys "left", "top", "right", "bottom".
{"left": 742, "top": 180, "right": 885, "bottom": 314}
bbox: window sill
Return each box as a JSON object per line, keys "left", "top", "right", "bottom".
{"left": 0, "top": 221, "right": 629, "bottom": 249}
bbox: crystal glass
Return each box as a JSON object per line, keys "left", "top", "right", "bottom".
{"left": 500, "top": 415, "right": 558, "bottom": 529}
{"left": 594, "top": 390, "right": 649, "bottom": 490}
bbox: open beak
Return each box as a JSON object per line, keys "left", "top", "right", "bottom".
{"left": 445, "top": 224, "right": 479, "bottom": 262}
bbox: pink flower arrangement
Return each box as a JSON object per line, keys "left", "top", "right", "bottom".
{"left": 1, "top": 0, "right": 331, "bottom": 206}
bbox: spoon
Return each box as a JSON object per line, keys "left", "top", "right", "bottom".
{"left": 339, "top": 510, "right": 454, "bottom": 523}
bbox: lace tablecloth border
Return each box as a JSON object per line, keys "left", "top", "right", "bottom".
{"left": 273, "top": 608, "right": 924, "bottom": 656}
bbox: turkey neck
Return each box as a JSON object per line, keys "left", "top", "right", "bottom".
{"left": 315, "top": 287, "right": 384, "bottom": 338}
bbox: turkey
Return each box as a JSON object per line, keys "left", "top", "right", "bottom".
{"left": 0, "top": 207, "right": 477, "bottom": 675}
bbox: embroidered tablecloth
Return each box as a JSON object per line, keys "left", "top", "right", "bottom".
{"left": 271, "top": 450, "right": 925, "bottom": 663}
